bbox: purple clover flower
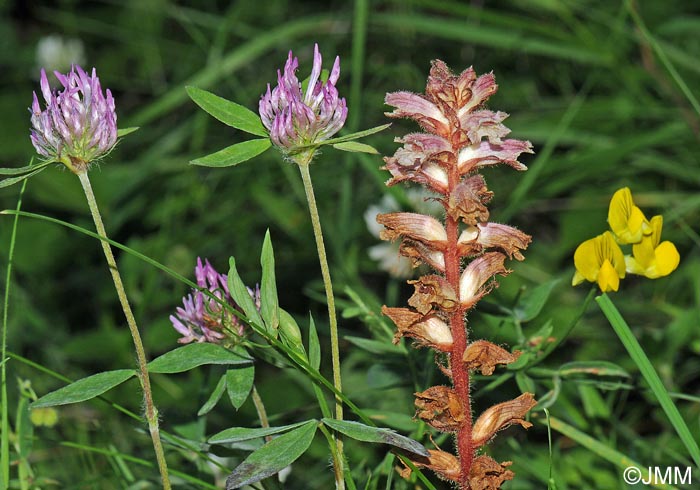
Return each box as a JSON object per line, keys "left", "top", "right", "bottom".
{"left": 30, "top": 65, "right": 117, "bottom": 173}
{"left": 259, "top": 43, "right": 347, "bottom": 154}
{"left": 170, "top": 258, "right": 259, "bottom": 344}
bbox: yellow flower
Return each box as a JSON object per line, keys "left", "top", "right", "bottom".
{"left": 608, "top": 187, "right": 651, "bottom": 244}
{"left": 625, "top": 215, "right": 680, "bottom": 279}
{"left": 572, "top": 231, "right": 626, "bottom": 292}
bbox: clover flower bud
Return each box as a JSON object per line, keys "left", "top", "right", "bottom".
{"left": 259, "top": 44, "right": 347, "bottom": 156}
{"left": 29, "top": 66, "right": 117, "bottom": 173}
{"left": 170, "top": 258, "right": 258, "bottom": 344}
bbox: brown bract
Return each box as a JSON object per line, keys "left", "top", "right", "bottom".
{"left": 408, "top": 275, "right": 458, "bottom": 314}
{"left": 414, "top": 386, "right": 464, "bottom": 432}
{"left": 463, "top": 340, "right": 521, "bottom": 375}
{"left": 469, "top": 456, "right": 515, "bottom": 490}
{"left": 446, "top": 175, "right": 493, "bottom": 225}
{"left": 399, "top": 448, "right": 461, "bottom": 483}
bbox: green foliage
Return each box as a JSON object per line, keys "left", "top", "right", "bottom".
{"left": 321, "top": 418, "right": 429, "bottom": 457}
{"left": 1, "top": 0, "right": 698, "bottom": 487}
{"left": 32, "top": 370, "right": 136, "bottom": 408}
{"left": 147, "top": 343, "right": 252, "bottom": 373}
{"left": 224, "top": 420, "right": 318, "bottom": 488}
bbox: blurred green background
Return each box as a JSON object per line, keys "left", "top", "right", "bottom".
{"left": 1, "top": 0, "right": 699, "bottom": 488}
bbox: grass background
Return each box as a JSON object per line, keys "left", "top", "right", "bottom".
{"left": 0, "top": 0, "right": 698, "bottom": 488}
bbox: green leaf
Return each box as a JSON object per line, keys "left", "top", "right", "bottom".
{"left": 16, "top": 397, "right": 32, "bottom": 458}
{"left": 0, "top": 160, "right": 51, "bottom": 176}
{"left": 344, "top": 336, "right": 405, "bottom": 356}
{"left": 186, "top": 86, "right": 268, "bottom": 137}
{"left": 259, "top": 230, "right": 279, "bottom": 334}
{"left": 225, "top": 420, "right": 318, "bottom": 489}
{"left": 0, "top": 166, "right": 50, "bottom": 189}
{"left": 332, "top": 141, "right": 379, "bottom": 154}
{"left": 228, "top": 257, "right": 263, "bottom": 327}
{"left": 226, "top": 365, "right": 255, "bottom": 410}
{"left": 31, "top": 369, "right": 136, "bottom": 408}
{"left": 198, "top": 374, "right": 228, "bottom": 416}
{"left": 321, "top": 419, "right": 429, "bottom": 457}
{"left": 558, "top": 361, "right": 630, "bottom": 378}
{"left": 148, "top": 343, "right": 252, "bottom": 374}
{"left": 278, "top": 308, "right": 304, "bottom": 354}
{"left": 322, "top": 124, "right": 392, "bottom": 145}
{"left": 515, "top": 371, "right": 536, "bottom": 394}
{"left": 514, "top": 279, "right": 560, "bottom": 322}
{"left": 308, "top": 314, "right": 321, "bottom": 371}
{"left": 209, "top": 421, "right": 311, "bottom": 444}
{"left": 116, "top": 127, "right": 139, "bottom": 137}
{"left": 191, "top": 139, "right": 271, "bottom": 167}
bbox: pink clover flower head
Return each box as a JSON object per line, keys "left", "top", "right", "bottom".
{"left": 259, "top": 43, "right": 347, "bottom": 154}
{"left": 170, "top": 258, "right": 259, "bottom": 344}
{"left": 29, "top": 65, "right": 117, "bottom": 173}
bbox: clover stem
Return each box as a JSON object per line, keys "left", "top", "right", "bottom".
{"left": 77, "top": 171, "right": 171, "bottom": 490}
{"left": 297, "top": 158, "right": 345, "bottom": 490}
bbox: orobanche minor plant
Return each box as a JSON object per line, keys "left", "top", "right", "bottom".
{"left": 377, "top": 61, "right": 536, "bottom": 489}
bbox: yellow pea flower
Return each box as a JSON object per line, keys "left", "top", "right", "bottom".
{"left": 625, "top": 215, "right": 680, "bottom": 279}
{"left": 608, "top": 187, "right": 651, "bottom": 244}
{"left": 572, "top": 231, "right": 626, "bottom": 292}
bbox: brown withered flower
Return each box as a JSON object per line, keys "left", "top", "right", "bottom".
{"left": 378, "top": 60, "right": 535, "bottom": 489}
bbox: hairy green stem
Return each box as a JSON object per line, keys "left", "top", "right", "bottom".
{"left": 77, "top": 172, "right": 171, "bottom": 490}
{"left": 1, "top": 180, "right": 28, "bottom": 489}
{"left": 297, "top": 159, "right": 345, "bottom": 490}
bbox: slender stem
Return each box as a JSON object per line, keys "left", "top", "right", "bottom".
{"left": 297, "top": 160, "right": 345, "bottom": 490}
{"left": 444, "top": 163, "right": 473, "bottom": 488}
{"left": 77, "top": 172, "right": 171, "bottom": 490}
{"left": 251, "top": 386, "right": 272, "bottom": 441}
{"left": 1, "top": 180, "right": 28, "bottom": 489}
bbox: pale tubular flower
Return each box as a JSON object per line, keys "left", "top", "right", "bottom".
{"left": 625, "top": 215, "right": 680, "bottom": 279}
{"left": 572, "top": 231, "right": 626, "bottom": 292}
{"left": 29, "top": 65, "right": 117, "bottom": 172}
{"left": 471, "top": 393, "right": 537, "bottom": 447}
{"left": 459, "top": 252, "right": 508, "bottom": 305}
{"left": 377, "top": 212, "right": 447, "bottom": 248}
{"left": 35, "top": 35, "right": 86, "bottom": 75}
{"left": 259, "top": 43, "right": 347, "bottom": 153}
{"left": 608, "top": 187, "right": 651, "bottom": 244}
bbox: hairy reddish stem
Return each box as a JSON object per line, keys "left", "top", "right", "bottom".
{"left": 445, "top": 163, "right": 473, "bottom": 489}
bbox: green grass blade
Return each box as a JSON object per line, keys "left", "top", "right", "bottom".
{"left": 543, "top": 415, "right": 678, "bottom": 490}
{"left": 1, "top": 179, "right": 28, "bottom": 490}
{"left": 596, "top": 293, "right": 700, "bottom": 470}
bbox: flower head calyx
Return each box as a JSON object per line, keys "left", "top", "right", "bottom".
{"left": 30, "top": 65, "right": 117, "bottom": 173}
{"left": 170, "top": 258, "right": 259, "bottom": 344}
{"left": 259, "top": 44, "right": 347, "bottom": 160}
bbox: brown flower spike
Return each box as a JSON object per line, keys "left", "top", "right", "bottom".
{"left": 379, "top": 61, "right": 535, "bottom": 489}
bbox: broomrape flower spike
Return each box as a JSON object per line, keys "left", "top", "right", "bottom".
{"left": 379, "top": 60, "right": 535, "bottom": 489}
{"left": 259, "top": 43, "right": 347, "bottom": 161}
{"left": 29, "top": 65, "right": 117, "bottom": 173}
